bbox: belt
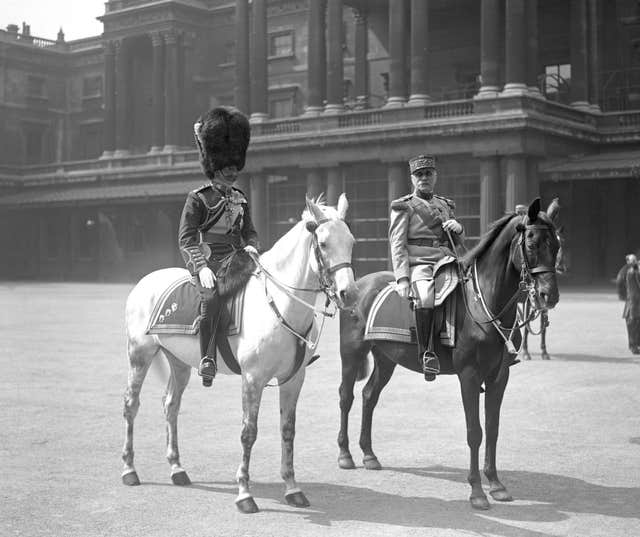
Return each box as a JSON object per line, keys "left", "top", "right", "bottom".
{"left": 407, "top": 238, "right": 449, "bottom": 247}
{"left": 201, "top": 232, "right": 242, "bottom": 246}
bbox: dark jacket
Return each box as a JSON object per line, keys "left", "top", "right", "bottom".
{"left": 178, "top": 182, "right": 259, "bottom": 276}
{"left": 616, "top": 262, "right": 640, "bottom": 320}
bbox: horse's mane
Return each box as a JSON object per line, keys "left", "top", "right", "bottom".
{"left": 460, "top": 213, "right": 518, "bottom": 270}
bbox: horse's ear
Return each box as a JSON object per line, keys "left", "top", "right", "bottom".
{"left": 547, "top": 197, "right": 561, "bottom": 223}
{"left": 305, "top": 197, "right": 326, "bottom": 223}
{"left": 337, "top": 193, "right": 349, "bottom": 220}
{"left": 528, "top": 198, "right": 541, "bottom": 221}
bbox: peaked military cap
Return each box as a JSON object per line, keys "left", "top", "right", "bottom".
{"left": 409, "top": 155, "right": 436, "bottom": 174}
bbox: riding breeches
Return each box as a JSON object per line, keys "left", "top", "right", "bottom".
{"left": 411, "top": 271, "right": 436, "bottom": 309}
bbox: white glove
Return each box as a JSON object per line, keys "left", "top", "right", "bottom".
{"left": 244, "top": 245, "right": 258, "bottom": 255}
{"left": 198, "top": 266, "right": 216, "bottom": 289}
{"left": 442, "top": 219, "right": 463, "bottom": 234}
{"left": 396, "top": 278, "right": 410, "bottom": 299}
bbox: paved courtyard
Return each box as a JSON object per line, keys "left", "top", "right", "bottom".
{"left": 1, "top": 281, "right": 639, "bottom": 537}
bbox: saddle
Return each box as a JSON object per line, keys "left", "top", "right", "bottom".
{"left": 364, "top": 262, "right": 459, "bottom": 357}
{"left": 146, "top": 273, "right": 246, "bottom": 373}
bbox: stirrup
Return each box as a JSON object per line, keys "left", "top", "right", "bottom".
{"left": 422, "top": 351, "right": 439, "bottom": 382}
{"left": 198, "top": 357, "right": 217, "bottom": 386}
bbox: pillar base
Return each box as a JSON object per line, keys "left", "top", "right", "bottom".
{"left": 501, "top": 83, "right": 528, "bottom": 96}
{"left": 570, "top": 101, "right": 591, "bottom": 112}
{"left": 148, "top": 146, "right": 164, "bottom": 154}
{"left": 99, "top": 150, "right": 115, "bottom": 159}
{"left": 383, "top": 97, "right": 406, "bottom": 108}
{"left": 249, "top": 113, "right": 269, "bottom": 124}
{"left": 162, "top": 145, "right": 181, "bottom": 153}
{"left": 302, "top": 106, "right": 324, "bottom": 117}
{"left": 324, "top": 103, "right": 344, "bottom": 115}
{"left": 589, "top": 103, "right": 602, "bottom": 113}
{"left": 527, "top": 86, "right": 544, "bottom": 97}
{"left": 112, "top": 149, "right": 131, "bottom": 158}
{"left": 354, "top": 96, "right": 369, "bottom": 110}
{"left": 407, "top": 94, "right": 432, "bottom": 106}
{"left": 474, "top": 86, "right": 500, "bottom": 99}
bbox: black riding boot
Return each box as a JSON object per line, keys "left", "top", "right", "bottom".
{"left": 415, "top": 308, "right": 439, "bottom": 381}
{"left": 198, "top": 301, "right": 218, "bottom": 387}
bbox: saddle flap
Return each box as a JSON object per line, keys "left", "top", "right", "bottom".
{"left": 410, "top": 257, "right": 459, "bottom": 306}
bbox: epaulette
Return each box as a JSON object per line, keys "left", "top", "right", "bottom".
{"left": 434, "top": 194, "right": 455, "bottom": 209}
{"left": 193, "top": 183, "right": 212, "bottom": 194}
{"left": 232, "top": 186, "right": 247, "bottom": 196}
{"left": 390, "top": 194, "right": 413, "bottom": 211}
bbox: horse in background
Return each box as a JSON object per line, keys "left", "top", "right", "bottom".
{"left": 337, "top": 198, "right": 561, "bottom": 510}
{"left": 521, "top": 198, "right": 566, "bottom": 360}
{"left": 123, "top": 195, "right": 356, "bottom": 513}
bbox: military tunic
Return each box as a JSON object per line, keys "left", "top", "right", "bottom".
{"left": 178, "top": 182, "right": 259, "bottom": 276}
{"left": 388, "top": 192, "right": 465, "bottom": 284}
{"left": 616, "top": 262, "right": 640, "bottom": 350}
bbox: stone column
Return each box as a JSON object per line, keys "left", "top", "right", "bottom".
{"left": 326, "top": 167, "right": 342, "bottom": 206}
{"left": 526, "top": 0, "right": 541, "bottom": 95}
{"left": 505, "top": 155, "right": 528, "bottom": 212}
{"left": 251, "top": 0, "right": 269, "bottom": 122}
{"left": 477, "top": 0, "right": 501, "bottom": 98}
{"left": 385, "top": 0, "right": 408, "bottom": 107}
{"left": 479, "top": 156, "right": 501, "bottom": 233}
{"left": 235, "top": 173, "right": 251, "bottom": 199}
{"left": 353, "top": 7, "right": 369, "bottom": 110}
{"left": 588, "top": 0, "right": 601, "bottom": 112}
{"left": 235, "top": 0, "right": 251, "bottom": 114}
{"left": 502, "top": 0, "right": 528, "bottom": 95}
{"left": 305, "top": 0, "right": 326, "bottom": 115}
{"left": 306, "top": 168, "right": 325, "bottom": 199}
{"left": 149, "top": 32, "right": 165, "bottom": 153}
{"left": 408, "top": 0, "right": 430, "bottom": 105}
{"left": 102, "top": 40, "right": 116, "bottom": 157}
{"left": 326, "top": 0, "right": 344, "bottom": 113}
{"left": 526, "top": 157, "right": 540, "bottom": 202}
{"left": 114, "top": 39, "right": 130, "bottom": 156}
{"left": 250, "top": 175, "right": 268, "bottom": 241}
{"left": 163, "top": 31, "right": 180, "bottom": 151}
{"left": 570, "top": 0, "right": 589, "bottom": 110}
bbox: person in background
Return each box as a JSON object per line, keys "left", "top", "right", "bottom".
{"left": 616, "top": 253, "right": 640, "bottom": 355}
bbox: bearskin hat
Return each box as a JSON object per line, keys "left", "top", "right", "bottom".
{"left": 193, "top": 106, "right": 250, "bottom": 178}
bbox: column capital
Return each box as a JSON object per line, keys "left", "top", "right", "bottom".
{"left": 352, "top": 6, "right": 368, "bottom": 23}
{"left": 150, "top": 31, "right": 164, "bottom": 47}
{"left": 164, "top": 30, "right": 179, "bottom": 45}
{"left": 103, "top": 40, "right": 116, "bottom": 56}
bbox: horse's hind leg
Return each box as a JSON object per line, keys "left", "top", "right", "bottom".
{"left": 279, "top": 371, "right": 310, "bottom": 508}
{"left": 235, "top": 375, "right": 264, "bottom": 514}
{"left": 122, "top": 338, "right": 156, "bottom": 486}
{"left": 360, "top": 345, "right": 396, "bottom": 470}
{"left": 483, "top": 364, "right": 513, "bottom": 502}
{"left": 162, "top": 349, "right": 192, "bottom": 486}
{"left": 338, "top": 341, "right": 370, "bottom": 470}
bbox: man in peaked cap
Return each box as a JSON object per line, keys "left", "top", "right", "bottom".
{"left": 388, "top": 155, "right": 465, "bottom": 381}
{"left": 178, "top": 106, "right": 260, "bottom": 386}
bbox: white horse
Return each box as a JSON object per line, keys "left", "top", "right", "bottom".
{"left": 122, "top": 195, "right": 356, "bottom": 513}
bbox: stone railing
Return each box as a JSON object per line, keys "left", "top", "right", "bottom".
{"left": 0, "top": 29, "right": 67, "bottom": 51}
{"left": 599, "top": 111, "right": 640, "bottom": 129}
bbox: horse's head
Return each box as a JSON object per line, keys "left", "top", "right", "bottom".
{"left": 304, "top": 194, "right": 357, "bottom": 309}
{"left": 512, "top": 198, "right": 561, "bottom": 309}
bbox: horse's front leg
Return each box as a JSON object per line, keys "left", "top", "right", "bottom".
{"left": 360, "top": 346, "right": 396, "bottom": 470}
{"left": 521, "top": 326, "right": 532, "bottom": 360}
{"left": 540, "top": 311, "right": 550, "bottom": 360}
{"left": 458, "top": 365, "right": 489, "bottom": 510}
{"left": 162, "top": 353, "right": 192, "bottom": 486}
{"left": 279, "top": 369, "right": 310, "bottom": 508}
{"left": 235, "top": 375, "right": 264, "bottom": 514}
{"left": 483, "top": 364, "right": 513, "bottom": 502}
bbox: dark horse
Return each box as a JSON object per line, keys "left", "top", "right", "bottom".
{"left": 337, "top": 198, "right": 560, "bottom": 510}
{"left": 521, "top": 199, "right": 567, "bottom": 360}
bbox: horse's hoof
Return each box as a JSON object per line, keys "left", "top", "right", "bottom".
{"left": 541, "top": 354, "right": 550, "bottom": 361}
{"left": 236, "top": 496, "right": 260, "bottom": 514}
{"left": 285, "top": 490, "right": 310, "bottom": 508}
{"left": 490, "top": 488, "right": 513, "bottom": 502}
{"left": 363, "top": 455, "right": 382, "bottom": 470}
{"left": 122, "top": 471, "right": 140, "bottom": 486}
{"left": 171, "top": 471, "right": 191, "bottom": 486}
{"left": 338, "top": 455, "right": 356, "bottom": 469}
{"left": 470, "top": 495, "right": 491, "bottom": 510}
{"left": 523, "top": 354, "right": 531, "bottom": 361}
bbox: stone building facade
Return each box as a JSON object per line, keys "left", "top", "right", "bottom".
{"left": 1, "top": 0, "right": 640, "bottom": 283}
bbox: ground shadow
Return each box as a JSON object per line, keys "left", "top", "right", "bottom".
{"left": 387, "top": 465, "right": 640, "bottom": 521}
{"left": 549, "top": 353, "right": 640, "bottom": 364}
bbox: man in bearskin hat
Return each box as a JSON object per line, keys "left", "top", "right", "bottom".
{"left": 178, "top": 106, "right": 260, "bottom": 386}
{"left": 389, "top": 155, "right": 465, "bottom": 381}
